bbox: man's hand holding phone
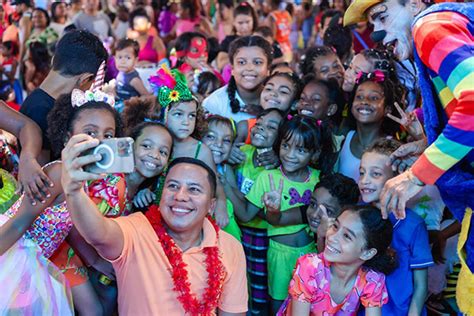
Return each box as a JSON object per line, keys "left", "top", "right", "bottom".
{"left": 62, "top": 135, "right": 135, "bottom": 197}
{"left": 83, "top": 137, "right": 134, "bottom": 174}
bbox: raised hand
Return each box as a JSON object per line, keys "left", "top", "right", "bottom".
{"left": 386, "top": 102, "right": 425, "bottom": 140}
{"left": 263, "top": 174, "right": 284, "bottom": 215}
{"left": 18, "top": 156, "right": 53, "bottom": 205}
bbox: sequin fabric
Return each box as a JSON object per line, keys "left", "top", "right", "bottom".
{"left": 5, "top": 197, "right": 72, "bottom": 259}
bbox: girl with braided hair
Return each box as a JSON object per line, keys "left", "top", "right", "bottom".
{"left": 203, "top": 35, "right": 273, "bottom": 123}
{"left": 299, "top": 45, "right": 344, "bottom": 87}
{"left": 343, "top": 48, "right": 418, "bottom": 111}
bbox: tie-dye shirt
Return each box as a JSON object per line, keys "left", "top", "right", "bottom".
{"left": 411, "top": 11, "right": 474, "bottom": 185}
{"left": 278, "top": 253, "right": 388, "bottom": 315}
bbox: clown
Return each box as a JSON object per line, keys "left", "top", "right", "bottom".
{"left": 344, "top": 0, "right": 474, "bottom": 313}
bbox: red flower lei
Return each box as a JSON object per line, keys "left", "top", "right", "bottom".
{"left": 145, "top": 205, "right": 225, "bottom": 315}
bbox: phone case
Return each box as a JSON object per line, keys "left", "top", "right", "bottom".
{"left": 84, "top": 137, "right": 135, "bottom": 174}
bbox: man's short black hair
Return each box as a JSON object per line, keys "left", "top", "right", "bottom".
{"left": 52, "top": 30, "right": 108, "bottom": 77}
{"left": 167, "top": 157, "right": 217, "bottom": 197}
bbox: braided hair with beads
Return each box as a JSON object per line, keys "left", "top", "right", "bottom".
{"left": 227, "top": 36, "right": 273, "bottom": 114}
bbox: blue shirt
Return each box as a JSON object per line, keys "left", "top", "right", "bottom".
{"left": 383, "top": 209, "right": 433, "bottom": 316}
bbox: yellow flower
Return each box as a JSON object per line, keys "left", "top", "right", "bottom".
{"left": 169, "top": 90, "right": 180, "bottom": 102}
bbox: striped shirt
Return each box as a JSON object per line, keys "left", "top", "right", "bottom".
{"left": 411, "top": 11, "right": 474, "bottom": 185}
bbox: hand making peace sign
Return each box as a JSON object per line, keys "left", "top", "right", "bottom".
{"left": 263, "top": 174, "right": 284, "bottom": 215}
{"left": 386, "top": 102, "right": 425, "bottom": 141}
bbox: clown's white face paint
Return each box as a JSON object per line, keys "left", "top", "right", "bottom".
{"left": 368, "top": 0, "right": 414, "bottom": 61}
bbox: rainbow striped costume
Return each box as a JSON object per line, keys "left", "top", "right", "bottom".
{"left": 411, "top": 3, "right": 473, "bottom": 313}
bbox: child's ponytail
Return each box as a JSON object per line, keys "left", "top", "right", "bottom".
{"left": 345, "top": 205, "right": 398, "bottom": 275}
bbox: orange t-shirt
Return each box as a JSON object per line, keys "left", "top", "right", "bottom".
{"left": 109, "top": 213, "right": 248, "bottom": 315}
{"left": 270, "top": 10, "right": 292, "bottom": 50}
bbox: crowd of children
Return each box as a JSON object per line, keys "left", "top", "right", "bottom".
{"left": 0, "top": 0, "right": 470, "bottom": 315}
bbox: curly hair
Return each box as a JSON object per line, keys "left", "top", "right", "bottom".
{"left": 360, "top": 48, "right": 405, "bottom": 100}
{"left": 122, "top": 95, "right": 162, "bottom": 135}
{"left": 52, "top": 30, "right": 107, "bottom": 77}
{"left": 227, "top": 36, "right": 273, "bottom": 113}
{"left": 299, "top": 45, "right": 336, "bottom": 77}
{"left": 47, "top": 93, "right": 123, "bottom": 157}
{"left": 323, "top": 25, "right": 352, "bottom": 65}
{"left": 348, "top": 72, "right": 406, "bottom": 136}
{"left": 314, "top": 173, "right": 360, "bottom": 208}
{"left": 341, "top": 205, "right": 398, "bottom": 275}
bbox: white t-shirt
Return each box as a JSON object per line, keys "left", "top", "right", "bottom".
{"left": 202, "top": 85, "right": 255, "bottom": 122}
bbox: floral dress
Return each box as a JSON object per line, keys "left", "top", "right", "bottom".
{"left": 278, "top": 253, "right": 388, "bottom": 315}
{"left": 0, "top": 161, "right": 73, "bottom": 315}
{"left": 50, "top": 173, "right": 131, "bottom": 286}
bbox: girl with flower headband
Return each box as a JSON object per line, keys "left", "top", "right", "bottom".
{"left": 147, "top": 66, "right": 230, "bottom": 227}
{"left": 336, "top": 70, "right": 405, "bottom": 183}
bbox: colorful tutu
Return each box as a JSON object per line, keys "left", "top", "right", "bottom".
{"left": 0, "top": 214, "right": 73, "bottom": 315}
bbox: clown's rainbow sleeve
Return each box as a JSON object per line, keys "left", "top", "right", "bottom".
{"left": 411, "top": 11, "right": 474, "bottom": 185}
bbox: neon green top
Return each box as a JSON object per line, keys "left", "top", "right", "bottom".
{"left": 222, "top": 199, "right": 242, "bottom": 242}
{"left": 246, "top": 167, "right": 320, "bottom": 237}
{"left": 235, "top": 145, "right": 267, "bottom": 229}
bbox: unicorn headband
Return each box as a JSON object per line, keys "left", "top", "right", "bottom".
{"left": 71, "top": 61, "right": 115, "bottom": 108}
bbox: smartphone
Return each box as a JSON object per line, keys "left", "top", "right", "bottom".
{"left": 84, "top": 137, "right": 135, "bottom": 174}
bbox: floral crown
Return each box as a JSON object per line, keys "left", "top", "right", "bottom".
{"left": 149, "top": 65, "right": 194, "bottom": 109}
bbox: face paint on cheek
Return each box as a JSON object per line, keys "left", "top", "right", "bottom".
{"left": 187, "top": 38, "right": 208, "bottom": 59}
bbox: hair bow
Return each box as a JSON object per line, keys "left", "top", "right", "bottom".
{"left": 289, "top": 188, "right": 312, "bottom": 206}
{"left": 355, "top": 70, "right": 385, "bottom": 85}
